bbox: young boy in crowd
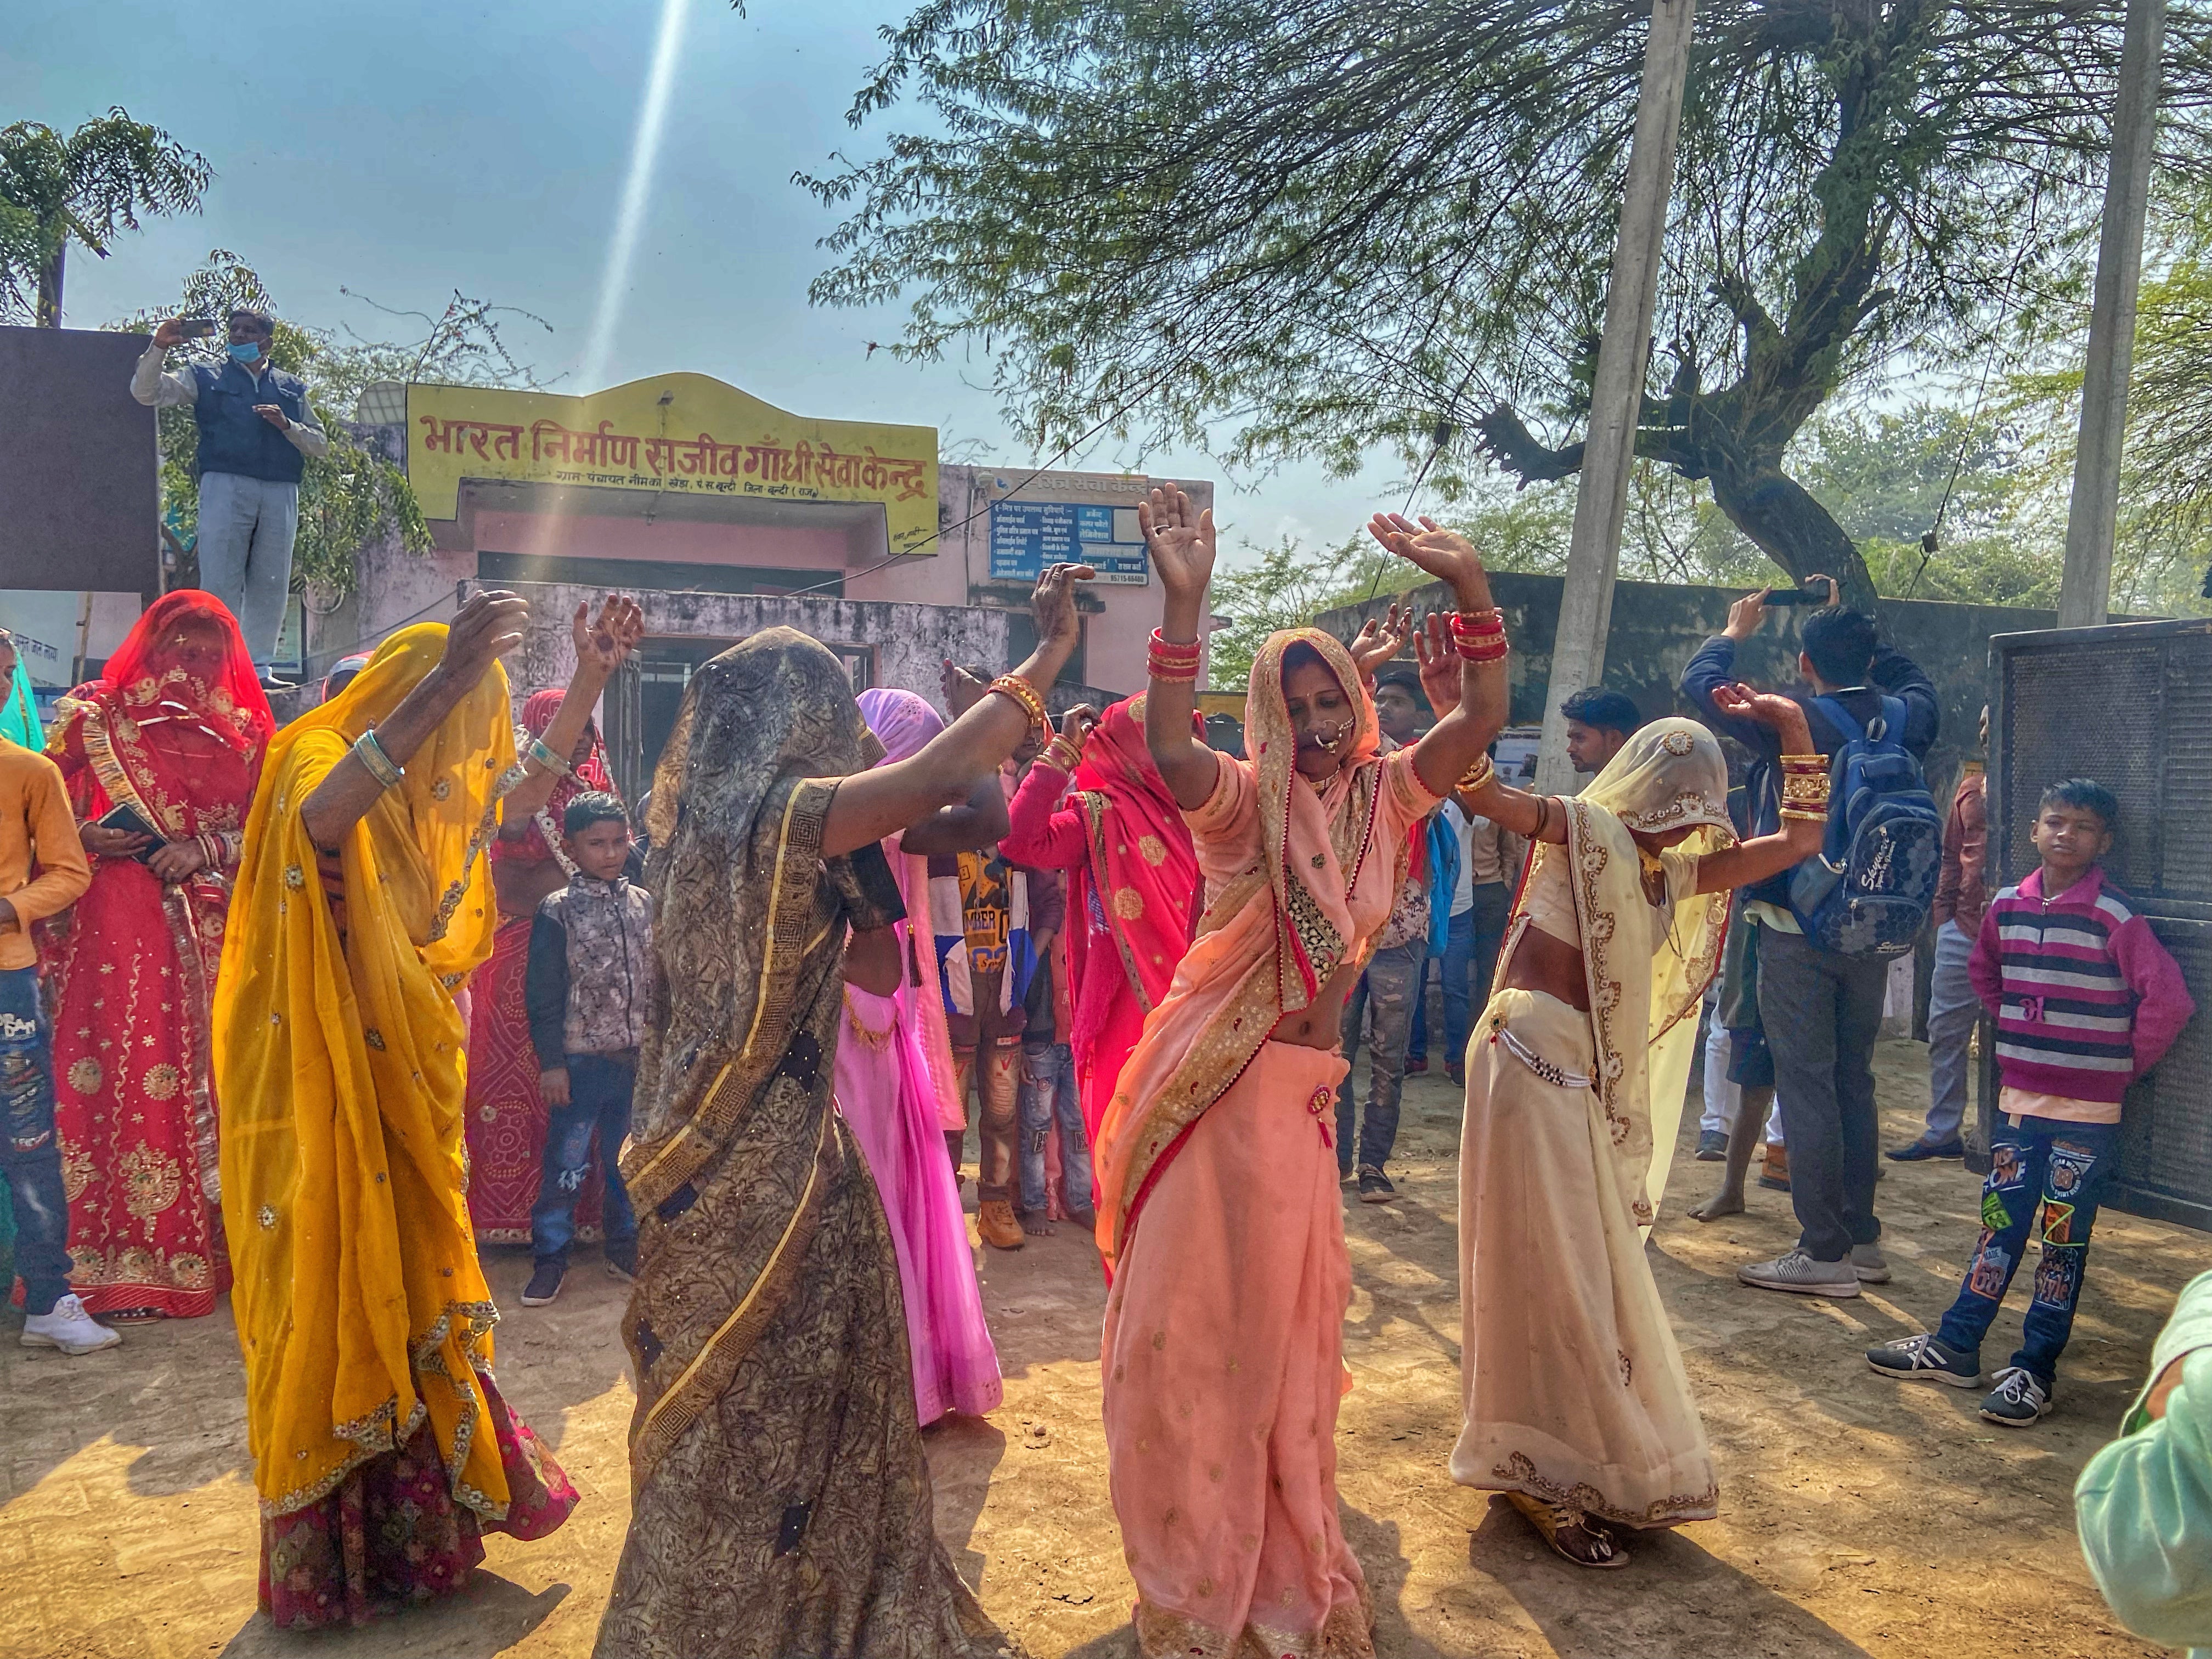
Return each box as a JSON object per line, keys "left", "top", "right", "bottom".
{"left": 521, "top": 792, "right": 651, "bottom": 1306}
{"left": 1018, "top": 866, "right": 1093, "bottom": 1235}
{"left": 1867, "top": 778, "right": 2195, "bottom": 1424}
{"left": 0, "top": 631, "right": 98, "bottom": 1353}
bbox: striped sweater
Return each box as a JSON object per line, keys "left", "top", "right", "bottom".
{"left": 1968, "top": 865, "right": 2195, "bottom": 1104}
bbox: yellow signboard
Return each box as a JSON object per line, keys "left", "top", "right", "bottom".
{"left": 405, "top": 373, "right": 940, "bottom": 556}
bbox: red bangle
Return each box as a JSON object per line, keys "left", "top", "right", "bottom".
{"left": 1449, "top": 610, "right": 1504, "bottom": 639}
{"left": 1148, "top": 629, "right": 1202, "bottom": 681}
{"left": 1149, "top": 629, "right": 1201, "bottom": 660}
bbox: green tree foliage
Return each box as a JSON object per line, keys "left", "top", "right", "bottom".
{"left": 111, "top": 253, "right": 552, "bottom": 599}
{"left": 801, "top": 0, "right": 2212, "bottom": 610}
{"left": 0, "top": 111, "right": 208, "bottom": 325}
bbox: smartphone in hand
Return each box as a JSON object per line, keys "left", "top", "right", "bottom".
{"left": 1763, "top": 584, "right": 1827, "bottom": 607}
{"left": 178, "top": 318, "right": 219, "bottom": 339}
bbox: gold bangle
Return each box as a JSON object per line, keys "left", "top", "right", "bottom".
{"left": 1781, "top": 805, "right": 1830, "bottom": 823}
{"left": 1456, "top": 754, "right": 1496, "bottom": 793}
{"left": 986, "top": 673, "right": 1048, "bottom": 730}
{"left": 1041, "top": 736, "right": 1082, "bottom": 772}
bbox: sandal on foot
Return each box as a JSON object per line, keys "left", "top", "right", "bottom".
{"left": 1506, "top": 1491, "right": 1630, "bottom": 1569}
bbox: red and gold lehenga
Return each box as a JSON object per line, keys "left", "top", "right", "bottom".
{"left": 462, "top": 689, "right": 614, "bottom": 1241}
{"left": 44, "top": 591, "right": 273, "bottom": 1320}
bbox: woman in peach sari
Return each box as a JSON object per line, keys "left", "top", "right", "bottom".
{"left": 1091, "top": 491, "right": 1506, "bottom": 1658}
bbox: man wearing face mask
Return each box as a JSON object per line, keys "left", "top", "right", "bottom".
{"left": 132, "top": 309, "right": 328, "bottom": 690}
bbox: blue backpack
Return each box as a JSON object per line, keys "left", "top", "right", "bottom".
{"left": 1785, "top": 695, "right": 1943, "bottom": 958}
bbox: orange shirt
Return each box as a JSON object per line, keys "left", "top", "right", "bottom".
{"left": 0, "top": 737, "right": 91, "bottom": 970}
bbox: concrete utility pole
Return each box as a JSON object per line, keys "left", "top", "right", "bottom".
{"left": 1533, "top": 0, "right": 1697, "bottom": 795}
{"left": 2058, "top": 0, "right": 2166, "bottom": 631}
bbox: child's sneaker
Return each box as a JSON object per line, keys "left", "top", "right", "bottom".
{"left": 20, "top": 1293, "right": 122, "bottom": 1355}
{"left": 1979, "top": 1367, "right": 2052, "bottom": 1426}
{"left": 521, "top": 1259, "right": 566, "bottom": 1307}
{"left": 1866, "top": 1331, "right": 1980, "bottom": 1387}
{"left": 605, "top": 1238, "right": 639, "bottom": 1281}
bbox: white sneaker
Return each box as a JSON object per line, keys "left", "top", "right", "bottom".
{"left": 1737, "top": 1247, "right": 1862, "bottom": 1297}
{"left": 21, "top": 1293, "right": 123, "bottom": 1355}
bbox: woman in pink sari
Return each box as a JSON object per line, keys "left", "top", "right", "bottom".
{"left": 843, "top": 687, "right": 1003, "bottom": 1424}
{"left": 1092, "top": 490, "right": 1507, "bottom": 1657}
{"left": 1001, "top": 695, "right": 1199, "bottom": 1148}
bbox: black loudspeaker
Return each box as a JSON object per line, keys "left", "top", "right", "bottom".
{"left": 0, "top": 326, "right": 160, "bottom": 597}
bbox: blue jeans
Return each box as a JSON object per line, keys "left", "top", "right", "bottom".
{"left": 529, "top": 1053, "right": 639, "bottom": 1265}
{"left": 196, "top": 471, "right": 299, "bottom": 669}
{"left": 1923, "top": 920, "right": 1977, "bottom": 1145}
{"left": 1336, "top": 939, "right": 1422, "bottom": 1174}
{"left": 1019, "top": 1042, "right": 1093, "bottom": 1216}
{"left": 1937, "top": 1116, "right": 2120, "bottom": 1388}
{"left": 1411, "top": 883, "right": 1513, "bottom": 1069}
{"left": 0, "top": 964, "right": 67, "bottom": 1313}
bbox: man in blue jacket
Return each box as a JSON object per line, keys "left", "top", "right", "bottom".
{"left": 1680, "top": 580, "right": 1939, "bottom": 1297}
{"left": 132, "top": 309, "right": 328, "bottom": 689}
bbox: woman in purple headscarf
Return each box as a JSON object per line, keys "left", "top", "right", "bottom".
{"left": 840, "top": 687, "right": 1003, "bottom": 1424}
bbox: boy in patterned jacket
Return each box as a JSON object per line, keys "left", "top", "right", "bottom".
{"left": 1866, "top": 778, "right": 2194, "bottom": 1425}
{"left": 521, "top": 792, "right": 652, "bottom": 1306}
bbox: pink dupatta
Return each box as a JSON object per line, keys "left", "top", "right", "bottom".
{"left": 856, "top": 689, "right": 964, "bottom": 1131}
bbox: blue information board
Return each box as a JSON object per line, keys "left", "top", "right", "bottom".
{"left": 989, "top": 499, "right": 1150, "bottom": 585}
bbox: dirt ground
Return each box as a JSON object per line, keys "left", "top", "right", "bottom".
{"left": 3, "top": 1035, "right": 2202, "bottom": 1659}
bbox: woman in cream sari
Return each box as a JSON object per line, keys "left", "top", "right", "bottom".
{"left": 1091, "top": 494, "right": 1506, "bottom": 1659}
{"left": 1448, "top": 688, "right": 1826, "bottom": 1567}
{"left": 214, "top": 590, "right": 639, "bottom": 1628}
{"left": 597, "top": 566, "right": 1090, "bottom": 1659}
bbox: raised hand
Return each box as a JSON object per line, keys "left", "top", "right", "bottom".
{"left": 1139, "top": 483, "right": 1216, "bottom": 604}
{"left": 1413, "top": 612, "right": 1462, "bottom": 718}
{"left": 573, "top": 595, "right": 645, "bottom": 680}
{"left": 1059, "top": 703, "right": 1101, "bottom": 743}
{"left": 1347, "top": 601, "right": 1410, "bottom": 683}
{"left": 1722, "top": 588, "right": 1772, "bottom": 642}
{"left": 942, "top": 659, "right": 990, "bottom": 717}
{"left": 1031, "top": 560, "right": 1097, "bottom": 659}
{"left": 1709, "top": 680, "right": 1814, "bottom": 748}
{"left": 1365, "top": 514, "right": 1491, "bottom": 608}
{"left": 440, "top": 590, "right": 530, "bottom": 691}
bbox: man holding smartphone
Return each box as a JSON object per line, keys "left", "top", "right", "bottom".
{"left": 1680, "top": 578, "right": 1941, "bottom": 1297}
{"left": 131, "top": 309, "right": 327, "bottom": 690}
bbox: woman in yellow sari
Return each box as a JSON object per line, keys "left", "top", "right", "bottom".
{"left": 214, "top": 590, "right": 639, "bottom": 1629}
{"left": 1090, "top": 493, "right": 1505, "bottom": 1659}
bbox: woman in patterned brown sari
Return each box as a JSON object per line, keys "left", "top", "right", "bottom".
{"left": 598, "top": 565, "right": 1091, "bottom": 1659}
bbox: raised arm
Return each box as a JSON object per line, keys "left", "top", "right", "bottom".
{"left": 1363, "top": 516, "right": 1509, "bottom": 797}
{"left": 1140, "top": 484, "right": 1221, "bottom": 811}
{"left": 998, "top": 705, "right": 1096, "bottom": 870}
{"left": 821, "top": 563, "right": 1093, "bottom": 859}
{"left": 300, "top": 591, "right": 529, "bottom": 849}
{"left": 501, "top": 595, "right": 644, "bottom": 829}
{"left": 898, "top": 775, "right": 1012, "bottom": 856}
{"left": 1685, "top": 687, "right": 1825, "bottom": 896}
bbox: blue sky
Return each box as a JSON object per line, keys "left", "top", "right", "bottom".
{"left": 8, "top": 0, "right": 1400, "bottom": 564}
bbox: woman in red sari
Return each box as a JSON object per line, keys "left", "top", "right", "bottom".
{"left": 1001, "top": 695, "right": 1200, "bottom": 1148}
{"left": 463, "top": 687, "right": 616, "bottom": 1242}
{"left": 47, "top": 591, "right": 274, "bottom": 1321}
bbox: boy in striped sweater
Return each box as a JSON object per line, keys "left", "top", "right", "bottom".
{"left": 1867, "top": 778, "right": 2194, "bottom": 1425}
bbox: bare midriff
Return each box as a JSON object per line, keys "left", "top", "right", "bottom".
{"left": 1270, "top": 957, "right": 1364, "bottom": 1050}
{"left": 1501, "top": 923, "right": 1590, "bottom": 1011}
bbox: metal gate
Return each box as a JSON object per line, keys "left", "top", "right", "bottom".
{"left": 1988, "top": 617, "right": 2212, "bottom": 1232}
